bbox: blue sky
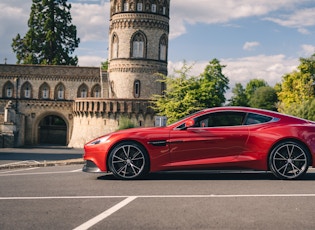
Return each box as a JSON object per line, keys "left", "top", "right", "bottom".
{"left": 1, "top": 0, "right": 315, "bottom": 98}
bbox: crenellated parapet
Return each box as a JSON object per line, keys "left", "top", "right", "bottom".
{"left": 73, "top": 98, "right": 155, "bottom": 118}
{"left": 23, "top": 100, "right": 73, "bottom": 110}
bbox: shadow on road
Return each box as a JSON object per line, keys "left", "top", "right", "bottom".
{"left": 0, "top": 146, "right": 83, "bottom": 162}
{"left": 97, "top": 171, "right": 315, "bottom": 181}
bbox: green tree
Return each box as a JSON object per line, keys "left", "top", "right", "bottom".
{"left": 101, "top": 60, "right": 109, "bottom": 71}
{"left": 277, "top": 54, "right": 315, "bottom": 119}
{"left": 228, "top": 83, "right": 248, "bottom": 106}
{"left": 151, "top": 63, "right": 200, "bottom": 124}
{"left": 197, "top": 59, "right": 229, "bottom": 108}
{"left": 245, "top": 79, "right": 268, "bottom": 99}
{"left": 12, "top": 0, "right": 80, "bottom": 65}
{"left": 152, "top": 59, "right": 229, "bottom": 124}
{"left": 249, "top": 86, "right": 278, "bottom": 110}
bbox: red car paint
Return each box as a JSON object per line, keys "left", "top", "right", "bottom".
{"left": 83, "top": 107, "right": 315, "bottom": 179}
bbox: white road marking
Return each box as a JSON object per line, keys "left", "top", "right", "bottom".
{"left": 71, "top": 169, "right": 82, "bottom": 172}
{"left": 2, "top": 193, "right": 315, "bottom": 201}
{"left": 0, "top": 167, "right": 83, "bottom": 177}
{"left": 73, "top": 196, "right": 137, "bottom": 230}
{"left": 0, "top": 160, "right": 40, "bottom": 167}
{"left": 0, "top": 167, "right": 39, "bottom": 174}
{"left": 2, "top": 194, "right": 315, "bottom": 229}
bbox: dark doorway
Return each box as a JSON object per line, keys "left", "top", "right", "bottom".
{"left": 39, "top": 115, "right": 67, "bottom": 145}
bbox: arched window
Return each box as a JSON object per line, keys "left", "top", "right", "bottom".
{"left": 131, "top": 32, "right": 146, "bottom": 58}
{"left": 39, "top": 83, "right": 50, "bottom": 99}
{"left": 3, "top": 81, "right": 14, "bottom": 98}
{"left": 55, "top": 83, "right": 65, "bottom": 100}
{"left": 112, "top": 34, "right": 119, "bottom": 59}
{"left": 159, "top": 34, "right": 167, "bottom": 61}
{"left": 21, "top": 81, "right": 32, "bottom": 99}
{"left": 78, "top": 84, "right": 88, "bottom": 98}
{"left": 134, "top": 80, "right": 141, "bottom": 98}
{"left": 92, "top": 84, "right": 101, "bottom": 98}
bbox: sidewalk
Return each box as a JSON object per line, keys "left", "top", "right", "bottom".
{"left": 0, "top": 146, "right": 84, "bottom": 170}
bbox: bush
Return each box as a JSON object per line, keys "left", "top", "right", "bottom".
{"left": 117, "top": 116, "right": 135, "bottom": 130}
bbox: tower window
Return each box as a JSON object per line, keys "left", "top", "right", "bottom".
{"left": 161, "top": 82, "right": 166, "bottom": 95}
{"left": 134, "top": 80, "right": 141, "bottom": 98}
{"left": 159, "top": 35, "right": 167, "bottom": 61}
{"left": 124, "top": 2, "right": 129, "bottom": 11}
{"left": 131, "top": 32, "right": 146, "bottom": 58}
{"left": 163, "top": 7, "right": 166, "bottom": 15}
{"left": 151, "top": 4, "right": 156, "bottom": 13}
{"left": 112, "top": 34, "right": 119, "bottom": 58}
{"left": 137, "top": 3, "right": 143, "bottom": 11}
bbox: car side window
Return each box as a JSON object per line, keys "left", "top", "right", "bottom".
{"left": 194, "top": 112, "right": 246, "bottom": 127}
{"left": 244, "top": 113, "right": 273, "bottom": 125}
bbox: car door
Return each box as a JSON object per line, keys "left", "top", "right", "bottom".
{"left": 168, "top": 111, "right": 249, "bottom": 168}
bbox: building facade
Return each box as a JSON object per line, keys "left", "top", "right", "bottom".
{"left": 0, "top": 0, "right": 170, "bottom": 148}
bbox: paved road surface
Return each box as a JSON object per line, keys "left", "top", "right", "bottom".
{"left": 1, "top": 165, "right": 315, "bottom": 229}
{"left": 0, "top": 146, "right": 83, "bottom": 169}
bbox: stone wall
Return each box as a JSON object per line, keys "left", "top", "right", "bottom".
{"left": 69, "top": 98, "right": 155, "bottom": 148}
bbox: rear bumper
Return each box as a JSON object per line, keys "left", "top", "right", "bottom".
{"left": 82, "top": 160, "right": 104, "bottom": 173}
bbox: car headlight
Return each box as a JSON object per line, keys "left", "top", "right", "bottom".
{"left": 86, "top": 135, "right": 111, "bottom": 146}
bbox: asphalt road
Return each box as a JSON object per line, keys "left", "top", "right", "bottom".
{"left": 0, "top": 147, "right": 83, "bottom": 169}
{"left": 1, "top": 164, "right": 315, "bottom": 230}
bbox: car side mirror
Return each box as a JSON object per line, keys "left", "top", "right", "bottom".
{"left": 185, "top": 119, "right": 195, "bottom": 128}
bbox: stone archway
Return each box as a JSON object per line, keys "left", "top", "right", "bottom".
{"left": 38, "top": 115, "right": 67, "bottom": 145}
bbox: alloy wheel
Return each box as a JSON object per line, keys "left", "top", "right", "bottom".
{"left": 109, "top": 143, "right": 148, "bottom": 179}
{"left": 270, "top": 142, "right": 309, "bottom": 179}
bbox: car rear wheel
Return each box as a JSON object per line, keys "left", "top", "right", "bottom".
{"left": 108, "top": 141, "right": 149, "bottom": 180}
{"left": 269, "top": 141, "right": 310, "bottom": 180}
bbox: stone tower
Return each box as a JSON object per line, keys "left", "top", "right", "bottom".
{"left": 108, "top": 0, "right": 170, "bottom": 99}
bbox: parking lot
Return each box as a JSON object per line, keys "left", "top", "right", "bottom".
{"left": 1, "top": 163, "right": 315, "bottom": 229}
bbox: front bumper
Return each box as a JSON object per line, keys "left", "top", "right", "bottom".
{"left": 82, "top": 160, "right": 103, "bottom": 173}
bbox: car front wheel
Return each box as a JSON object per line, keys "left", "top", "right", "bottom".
{"left": 269, "top": 141, "right": 310, "bottom": 180}
{"left": 108, "top": 141, "right": 149, "bottom": 180}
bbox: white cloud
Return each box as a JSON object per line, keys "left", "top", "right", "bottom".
{"left": 77, "top": 55, "right": 106, "bottom": 67}
{"left": 301, "top": 44, "right": 315, "bottom": 57}
{"left": 170, "top": 0, "right": 302, "bottom": 39}
{"left": 243, "top": 42, "right": 260, "bottom": 51}
{"left": 264, "top": 8, "right": 315, "bottom": 32}
{"left": 71, "top": 2, "right": 110, "bottom": 42}
{"left": 0, "top": 1, "right": 31, "bottom": 63}
{"left": 169, "top": 54, "right": 299, "bottom": 99}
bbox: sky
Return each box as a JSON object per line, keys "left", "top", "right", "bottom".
{"left": 1, "top": 0, "right": 315, "bottom": 98}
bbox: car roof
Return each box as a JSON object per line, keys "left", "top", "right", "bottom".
{"left": 201, "top": 106, "right": 310, "bottom": 122}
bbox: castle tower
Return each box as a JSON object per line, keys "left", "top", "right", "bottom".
{"left": 108, "top": 0, "right": 170, "bottom": 99}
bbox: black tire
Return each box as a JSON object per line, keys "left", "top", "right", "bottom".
{"left": 108, "top": 141, "right": 149, "bottom": 180}
{"left": 269, "top": 141, "right": 310, "bottom": 180}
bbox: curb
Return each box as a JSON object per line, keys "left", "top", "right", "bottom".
{"left": 0, "top": 158, "right": 84, "bottom": 171}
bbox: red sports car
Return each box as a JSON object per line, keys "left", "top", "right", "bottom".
{"left": 83, "top": 107, "right": 315, "bottom": 180}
